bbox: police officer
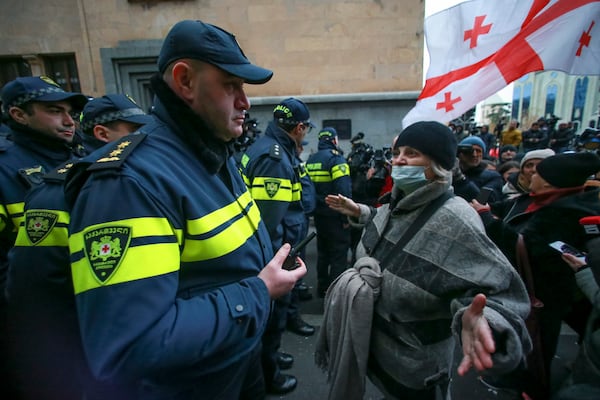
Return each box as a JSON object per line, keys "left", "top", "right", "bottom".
{"left": 241, "top": 97, "right": 315, "bottom": 394}
{"left": 5, "top": 94, "right": 152, "bottom": 400}
{"left": 0, "top": 76, "right": 88, "bottom": 283}
{"left": 306, "top": 127, "right": 352, "bottom": 297}
{"left": 65, "top": 20, "right": 305, "bottom": 399}
{"left": 0, "top": 76, "right": 88, "bottom": 397}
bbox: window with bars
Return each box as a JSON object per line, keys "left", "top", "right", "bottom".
{"left": 0, "top": 57, "right": 32, "bottom": 90}
{"left": 44, "top": 54, "right": 82, "bottom": 93}
{"left": 322, "top": 119, "right": 352, "bottom": 140}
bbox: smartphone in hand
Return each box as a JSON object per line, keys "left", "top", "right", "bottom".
{"left": 549, "top": 241, "right": 586, "bottom": 262}
{"left": 475, "top": 187, "right": 494, "bottom": 204}
{"left": 283, "top": 232, "right": 317, "bottom": 270}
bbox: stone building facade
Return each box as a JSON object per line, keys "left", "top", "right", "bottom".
{"left": 0, "top": 0, "right": 425, "bottom": 153}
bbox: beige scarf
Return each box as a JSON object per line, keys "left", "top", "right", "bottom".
{"left": 314, "top": 257, "right": 382, "bottom": 400}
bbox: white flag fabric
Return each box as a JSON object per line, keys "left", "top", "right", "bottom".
{"left": 425, "top": 0, "right": 545, "bottom": 79}
{"left": 526, "top": 2, "right": 600, "bottom": 75}
{"left": 403, "top": 0, "right": 600, "bottom": 129}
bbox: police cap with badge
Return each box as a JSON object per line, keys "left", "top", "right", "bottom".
{"left": 1, "top": 76, "right": 88, "bottom": 114}
{"left": 273, "top": 98, "right": 315, "bottom": 129}
{"left": 318, "top": 127, "right": 338, "bottom": 142}
{"left": 157, "top": 19, "right": 273, "bottom": 84}
{"left": 79, "top": 94, "right": 153, "bottom": 136}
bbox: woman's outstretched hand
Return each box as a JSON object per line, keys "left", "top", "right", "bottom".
{"left": 458, "top": 293, "right": 495, "bottom": 376}
{"left": 325, "top": 194, "right": 361, "bottom": 217}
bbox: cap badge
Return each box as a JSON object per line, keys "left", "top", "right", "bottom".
{"left": 40, "top": 76, "right": 61, "bottom": 87}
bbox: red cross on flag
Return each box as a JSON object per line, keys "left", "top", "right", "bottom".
{"left": 402, "top": 0, "right": 600, "bottom": 129}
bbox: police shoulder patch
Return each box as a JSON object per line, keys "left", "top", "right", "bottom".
{"left": 264, "top": 179, "right": 281, "bottom": 198}
{"left": 88, "top": 133, "right": 147, "bottom": 171}
{"left": 25, "top": 211, "right": 59, "bottom": 245}
{"left": 43, "top": 160, "right": 74, "bottom": 182}
{"left": 18, "top": 165, "right": 45, "bottom": 187}
{"left": 83, "top": 226, "right": 132, "bottom": 283}
{"left": 269, "top": 144, "right": 282, "bottom": 160}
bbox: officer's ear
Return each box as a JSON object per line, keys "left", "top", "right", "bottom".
{"left": 171, "top": 60, "right": 196, "bottom": 104}
{"left": 92, "top": 124, "right": 111, "bottom": 143}
{"left": 289, "top": 123, "right": 304, "bottom": 140}
{"left": 8, "top": 106, "right": 28, "bottom": 124}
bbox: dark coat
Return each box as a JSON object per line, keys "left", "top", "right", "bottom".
{"left": 480, "top": 188, "right": 600, "bottom": 377}
{"left": 463, "top": 163, "right": 504, "bottom": 202}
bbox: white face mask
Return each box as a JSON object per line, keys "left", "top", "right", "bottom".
{"left": 391, "top": 165, "right": 429, "bottom": 194}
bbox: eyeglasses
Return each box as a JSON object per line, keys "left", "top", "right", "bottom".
{"left": 301, "top": 123, "right": 313, "bottom": 134}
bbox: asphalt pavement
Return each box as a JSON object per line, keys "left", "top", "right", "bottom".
{"left": 268, "top": 223, "right": 580, "bottom": 400}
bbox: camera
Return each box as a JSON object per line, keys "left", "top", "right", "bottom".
{"left": 369, "top": 149, "right": 389, "bottom": 181}
{"left": 350, "top": 132, "right": 365, "bottom": 144}
{"left": 457, "top": 144, "right": 475, "bottom": 156}
{"left": 348, "top": 141, "right": 374, "bottom": 174}
{"left": 234, "top": 114, "right": 261, "bottom": 153}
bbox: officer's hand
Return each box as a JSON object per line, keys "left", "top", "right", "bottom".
{"left": 258, "top": 244, "right": 307, "bottom": 299}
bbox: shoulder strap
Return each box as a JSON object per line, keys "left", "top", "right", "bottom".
{"left": 64, "top": 133, "right": 146, "bottom": 209}
{"left": 396, "top": 191, "right": 453, "bottom": 250}
{"left": 43, "top": 160, "right": 74, "bottom": 183}
{"left": 87, "top": 133, "right": 147, "bottom": 171}
{"left": 372, "top": 191, "right": 453, "bottom": 263}
{"left": 268, "top": 143, "right": 283, "bottom": 160}
{"left": 18, "top": 165, "right": 45, "bottom": 188}
{"left": 516, "top": 233, "right": 536, "bottom": 296}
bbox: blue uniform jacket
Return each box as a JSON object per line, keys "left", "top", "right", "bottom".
{"left": 299, "top": 160, "right": 316, "bottom": 217}
{"left": 241, "top": 121, "right": 306, "bottom": 249}
{"left": 5, "top": 160, "right": 104, "bottom": 397}
{"left": 306, "top": 140, "right": 352, "bottom": 216}
{"left": 65, "top": 98, "right": 273, "bottom": 387}
{"left": 5, "top": 132, "right": 126, "bottom": 398}
{"left": 0, "top": 125, "right": 81, "bottom": 291}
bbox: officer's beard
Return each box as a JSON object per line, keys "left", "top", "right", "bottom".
{"left": 150, "top": 73, "right": 233, "bottom": 175}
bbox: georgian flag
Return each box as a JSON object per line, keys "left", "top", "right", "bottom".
{"left": 402, "top": 0, "right": 600, "bottom": 129}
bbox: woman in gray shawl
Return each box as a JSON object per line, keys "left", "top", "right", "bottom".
{"left": 316, "top": 121, "right": 531, "bottom": 400}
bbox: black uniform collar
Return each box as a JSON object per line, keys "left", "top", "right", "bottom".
{"left": 8, "top": 121, "right": 80, "bottom": 161}
{"left": 150, "top": 74, "right": 233, "bottom": 175}
{"left": 264, "top": 121, "right": 297, "bottom": 159}
{"left": 317, "top": 139, "right": 337, "bottom": 151}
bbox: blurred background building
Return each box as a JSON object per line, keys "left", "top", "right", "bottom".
{"left": 0, "top": 0, "right": 425, "bottom": 153}
{"left": 1, "top": 0, "right": 598, "bottom": 153}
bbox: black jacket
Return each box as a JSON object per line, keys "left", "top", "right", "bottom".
{"left": 482, "top": 189, "right": 600, "bottom": 310}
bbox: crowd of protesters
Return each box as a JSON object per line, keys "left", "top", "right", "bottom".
{"left": 321, "top": 117, "right": 600, "bottom": 400}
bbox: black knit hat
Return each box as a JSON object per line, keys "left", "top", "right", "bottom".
{"left": 536, "top": 152, "right": 600, "bottom": 188}
{"left": 394, "top": 121, "right": 457, "bottom": 170}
